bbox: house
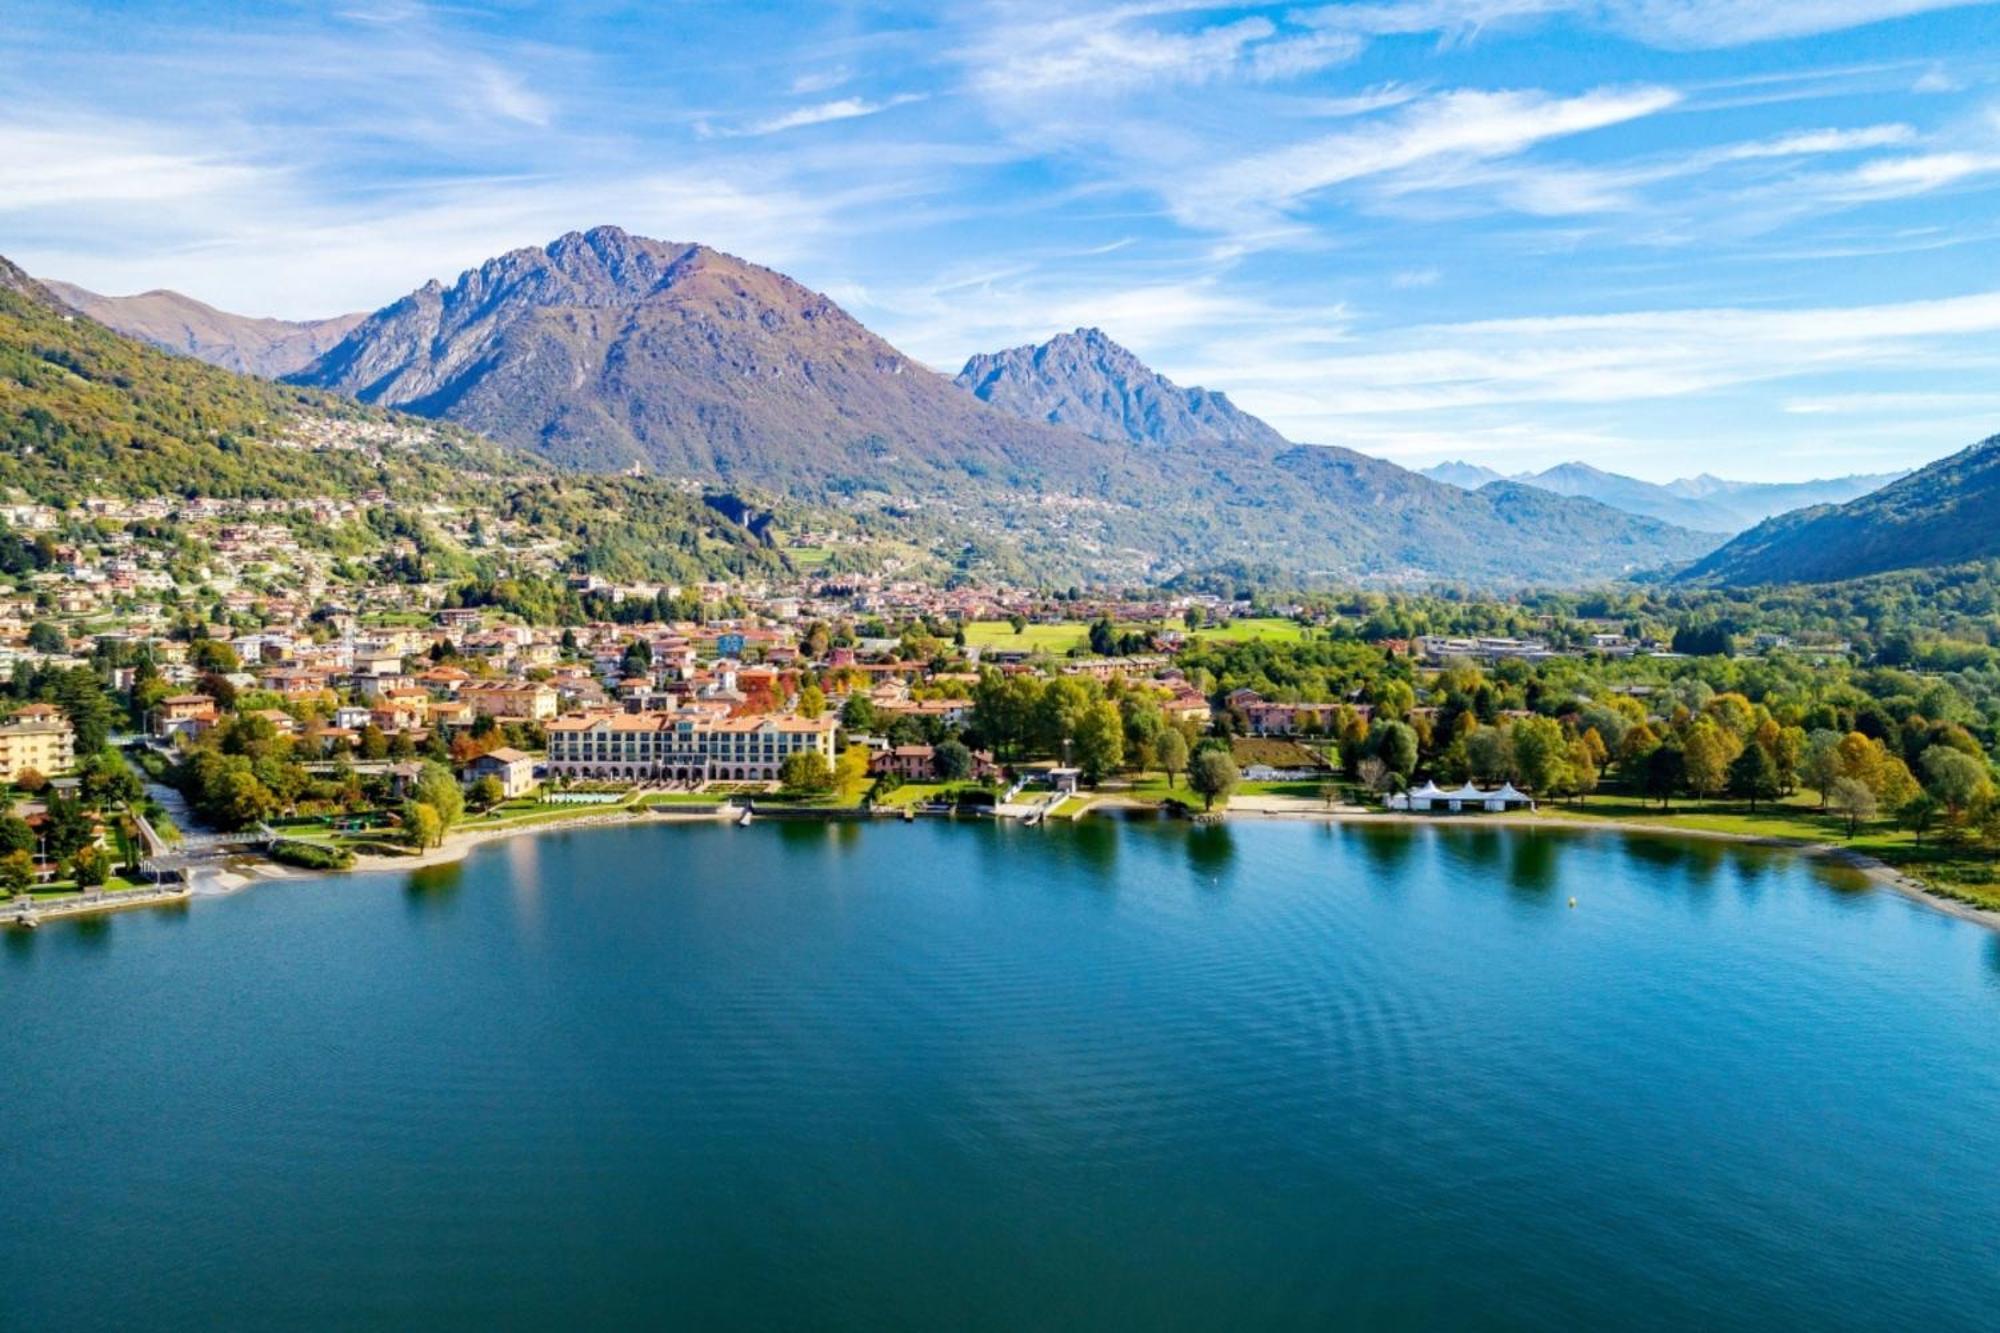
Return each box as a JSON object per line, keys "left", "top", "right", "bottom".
{"left": 464, "top": 747, "right": 537, "bottom": 799}
{"left": 155, "top": 693, "right": 219, "bottom": 740}
{"left": 873, "top": 745, "right": 936, "bottom": 779}
{"left": 0, "top": 704, "right": 74, "bottom": 779}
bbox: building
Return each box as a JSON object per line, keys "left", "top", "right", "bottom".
{"left": 872, "top": 745, "right": 936, "bottom": 779}
{"left": 0, "top": 705, "right": 73, "bottom": 780}
{"left": 545, "top": 709, "right": 837, "bottom": 782}
{"left": 154, "top": 693, "right": 219, "bottom": 740}
{"left": 460, "top": 681, "right": 559, "bottom": 722}
{"left": 464, "top": 747, "right": 538, "bottom": 799}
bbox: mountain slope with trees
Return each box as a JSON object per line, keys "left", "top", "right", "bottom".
{"left": 287, "top": 226, "right": 1715, "bottom": 586}
{"left": 39, "top": 281, "right": 365, "bottom": 378}
{"left": 1683, "top": 435, "right": 2000, "bottom": 584}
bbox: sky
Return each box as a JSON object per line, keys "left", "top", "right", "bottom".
{"left": 4, "top": 1, "right": 2000, "bottom": 482}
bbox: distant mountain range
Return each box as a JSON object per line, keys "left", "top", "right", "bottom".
{"left": 1683, "top": 435, "right": 2000, "bottom": 584}
{"left": 1421, "top": 459, "right": 1905, "bottom": 534}
{"left": 251, "top": 226, "right": 1709, "bottom": 585}
{"left": 955, "top": 327, "right": 1286, "bottom": 449}
{"left": 39, "top": 281, "right": 364, "bottom": 378}
{"left": 28, "top": 226, "right": 2000, "bottom": 589}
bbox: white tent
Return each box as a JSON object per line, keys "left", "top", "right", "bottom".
{"left": 1390, "top": 780, "right": 1445, "bottom": 811}
{"left": 1488, "top": 782, "right": 1535, "bottom": 810}
{"left": 1442, "top": 783, "right": 1486, "bottom": 811}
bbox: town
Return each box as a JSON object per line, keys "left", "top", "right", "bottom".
{"left": 6, "top": 463, "right": 1999, "bottom": 926}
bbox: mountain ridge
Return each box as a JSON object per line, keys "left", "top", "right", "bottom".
{"left": 1422, "top": 458, "right": 1904, "bottom": 533}
{"left": 39, "top": 280, "right": 366, "bottom": 378}
{"left": 1682, "top": 435, "right": 2000, "bottom": 584}
{"left": 273, "top": 225, "right": 1720, "bottom": 585}
{"left": 953, "top": 327, "right": 1287, "bottom": 449}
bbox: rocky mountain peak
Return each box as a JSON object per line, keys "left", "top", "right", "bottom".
{"left": 954, "top": 328, "right": 1287, "bottom": 450}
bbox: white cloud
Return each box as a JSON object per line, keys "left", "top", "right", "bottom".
{"left": 0, "top": 123, "right": 272, "bottom": 210}
{"left": 1166, "top": 85, "right": 1681, "bottom": 230}
{"left": 735, "top": 93, "right": 927, "bottom": 137}
{"left": 1297, "top": 0, "right": 1993, "bottom": 50}
{"left": 964, "top": 6, "right": 1359, "bottom": 95}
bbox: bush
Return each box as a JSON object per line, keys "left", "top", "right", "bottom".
{"left": 270, "top": 840, "right": 356, "bottom": 871}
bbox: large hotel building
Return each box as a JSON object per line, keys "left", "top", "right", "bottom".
{"left": 545, "top": 706, "right": 837, "bottom": 782}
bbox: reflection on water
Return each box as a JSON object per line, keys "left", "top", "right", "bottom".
{"left": 1507, "top": 832, "right": 1559, "bottom": 896}
{"left": 1184, "top": 823, "right": 1233, "bottom": 879}
{"left": 1342, "top": 820, "right": 1418, "bottom": 878}
{"left": 405, "top": 860, "right": 465, "bottom": 912}
{"left": 1071, "top": 817, "right": 1120, "bottom": 875}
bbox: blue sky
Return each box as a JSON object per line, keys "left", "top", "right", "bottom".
{"left": 4, "top": 1, "right": 2000, "bottom": 480}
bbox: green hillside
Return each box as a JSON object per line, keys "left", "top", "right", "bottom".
{"left": 1685, "top": 436, "right": 2000, "bottom": 584}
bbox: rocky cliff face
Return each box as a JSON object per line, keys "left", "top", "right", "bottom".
{"left": 955, "top": 327, "right": 1287, "bottom": 449}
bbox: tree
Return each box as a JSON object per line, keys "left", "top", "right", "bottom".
{"left": 779, "top": 751, "right": 834, "bottom": 795}
{"left": 840, "top": 694, "right": 877, "bottom": 733}
{"left": 1188, "top": 749, "right": 1239, "bottom": 811}
{"left": 933, "top": 739, "right": 974, "bottom": 782}
{"left": 797, "top": 683, "right": 826, "bottom": 719}
{"left": 1510, "top": 716, "right": 1568, "bottom": 796}
{"left": 413, "top": 762, "right": 464, "bottom": 834}
{"left": 0, "top": 849, "right": 34, "bottom": 895}
{"left": 1728, "top": 743, "right": 1781, "bottom": 811}
{"left": 468, "top": 775, "right": 506, "bottom": 811}
{"left": 1357, "top": 755, "right": 1391, "bottom": 796}
{"left": 70, "top": 844, "right": 108, "bottom": 889}
{"left": 833, "top": 746, "right": 871, "bottom": 803}
{"left": 26, "top": 621, "right": 66, "bottom": 654}
{"left": 1920, "top": 746, "right": 1992, "bottom": 819}
{"left": 1370, "top": 719, "right": 1419, "bottom": 779}
{"left": 1829, "top": 777, "right": 1877, "bottom": 838}
{"left": 1156, "top": 728, "right": 1189, "bottom": 788}
{"left": 1682, "top": 722, "right": 1732, "bottom": 799}
{"left": 402, "top": 801, "right": 443, "bottom": 849}
{"left": 1801, "top": 729, "right": 1844, "bottom": 808}
{"left": 42, "top": 793, "right": 95, "bottom": 860}
{"left": 1564, "top": 737, "right": 1600, "bottom": 805}
{"left": 1901, "top": 792, "right": 1942, "bottom": 846}
{"left": 1072, "top": 699, "right": 1125, "bottom": 783}
{"left": 0, "top": 814, "right": 33, "bottom": 855}
{"left": 1644, "top": 742, "right": 1685, "bottom": 810}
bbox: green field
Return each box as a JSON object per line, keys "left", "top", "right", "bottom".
{"left": 962, "top": 621, "right": 1095, "bottom": 653}
{"left": 964, "top": 616, "right": 1313, "bottom": 656}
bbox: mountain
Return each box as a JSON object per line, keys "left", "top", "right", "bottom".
{"left": 0, "top": 252, "right": 796, "bottom": 585}
{"left": 1420, "top": 460, "right": 1507, "bottom": 490}
{"left": 39, "top": 281, "right": 365, "bottom": 379}
{"left": 290, "top": 225, "right": 1715, "bottom": 584}
{"left": 1656, "top": 471, "right": 1906, "bottom": 531}
{"left": 1683, "top": 436, "right": 2000, "bottom": 584}
{"left": 1425, "top": 458, "right": 1902, "bottom": 533}
{"left": 953, "top": 327, "right": 1286, "bottom": 449}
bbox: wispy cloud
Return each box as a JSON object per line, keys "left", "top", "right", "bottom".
{"left": 733, "top": 93, "right": 927, "bottom": 137}
{"left": 1165, "top": 85, "right": 1681, "bottom": 231}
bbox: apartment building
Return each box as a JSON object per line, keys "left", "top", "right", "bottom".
{"left": 545, "top": 708, "right": 836, "bottom": 782}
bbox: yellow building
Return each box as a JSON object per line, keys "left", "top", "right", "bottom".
{"left": 0, "top": 704, "right": 75, "bottom": 780}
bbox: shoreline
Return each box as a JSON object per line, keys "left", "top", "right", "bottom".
{"left": 12, "top": 796, "right": 1997, "bottom": 935}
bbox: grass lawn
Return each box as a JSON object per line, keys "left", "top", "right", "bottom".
{"left": 1189, "top": 616, "right": 1313, "bottom": 646}
{"left": 878, "top": 781, "right": 953, "bottom": 808}
{"left": 963, "top": 620, "right": 1093, "bottom": 653}
{"left": 784, "top": 546, "right": 834, "bottom": 566}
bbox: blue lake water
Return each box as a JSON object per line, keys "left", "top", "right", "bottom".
{"left": 6, "top": 817, "right": 2000, "bottom": 1330}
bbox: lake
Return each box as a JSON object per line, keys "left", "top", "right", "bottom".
{"left": 6, "top": 818, "right": 1999, "bottom": 1330}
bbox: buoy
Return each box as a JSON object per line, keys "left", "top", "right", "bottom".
{"left": 1568, "top": 897, "right": 1577, "bottom": 909}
